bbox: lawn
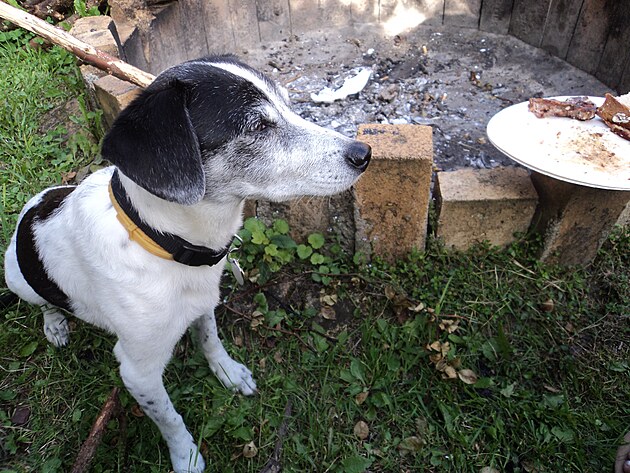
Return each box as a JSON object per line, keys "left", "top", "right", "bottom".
{"left": 1, "top": 28, "right": 629, "bottom": 473}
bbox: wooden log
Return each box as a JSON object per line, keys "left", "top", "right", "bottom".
{"left": 0, "top": 2, "right": 155, "bottom": 88}
{"left": 70, "top": 387, "right": 122, "bottom": 473}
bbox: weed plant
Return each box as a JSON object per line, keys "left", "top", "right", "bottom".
{"left": 1, "top": 29, "right": 629, "bottom": 473}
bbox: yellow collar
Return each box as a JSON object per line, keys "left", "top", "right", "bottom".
{"left": 108, "top": 180, "right": 174, "bottom": 261}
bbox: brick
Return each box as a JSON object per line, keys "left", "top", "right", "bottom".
{"left": 354, "top": 124, "right": 433, "bottom": 261}
{"left": 531, "top": 172, "right": 630, "bottom": 265}
{"left": 70, "top": 16, "right": 121, "bottom": 58}
{"left": 435, "top": 167, "right": 537, "bottom": 250}
{"left": 94, "top": 75, "right": 142, "bottom": 127}
{"left": 256, "top": 192, "right": 356, "bottom": 253}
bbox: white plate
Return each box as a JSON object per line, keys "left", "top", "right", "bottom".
{"left": 487, "top": 96, "right": 630, "bottom": 190}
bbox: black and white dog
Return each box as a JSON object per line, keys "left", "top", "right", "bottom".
{"left": 4, "top": 55, "right": 370, "bottom": 472}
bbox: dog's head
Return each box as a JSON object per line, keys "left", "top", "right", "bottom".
{"left": 101, "top": 55, "right": 371, "bottom": 205}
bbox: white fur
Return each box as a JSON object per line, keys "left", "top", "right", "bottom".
{"left": 4, "top": 58, "right": 369, "bottom": 473}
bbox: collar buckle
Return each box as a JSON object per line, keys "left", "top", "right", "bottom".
{"left": 173, "top": 243, "right": 229, "bottom": 267}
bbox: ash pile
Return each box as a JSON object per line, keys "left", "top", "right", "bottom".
{"left": 249, "top": 26, "right": 612, "bottom": 171}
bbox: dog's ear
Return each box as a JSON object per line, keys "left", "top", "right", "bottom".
{"left": 101, "top": 80, "right": 205, "bottom": 205}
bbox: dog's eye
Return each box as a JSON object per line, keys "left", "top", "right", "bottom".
{"left": 251, "top": 120, "right": 270, "bottom": 132}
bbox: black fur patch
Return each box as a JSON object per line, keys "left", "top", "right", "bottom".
{"left": 16, "top": 187, "right": 75, "bottom": 312}
{"left": 100, "top": 55, "right": 277, "bottom": 205}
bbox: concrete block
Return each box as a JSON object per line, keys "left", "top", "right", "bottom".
{"left": 354, "top": 124, "right": 434, "bottom": 261}
{"left": 93, "top": 75, "right": 142, "bottom": 128}
{"left": 435, "top": 167, "right": 538, "bottom": 250}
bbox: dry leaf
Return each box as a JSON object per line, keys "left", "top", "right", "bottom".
{"left": 384, "top": 285, "right": 397, "bottom": 300}
{"left": 320, "top": 294, "right": 338, "bottom": 306}
{"left": 544, "top": 384, "right": 561, "bottom": 393}
{"left": 540, "top": 299, "right": 554, "bottom": 312}
{"left": 438, "top": 318, "right": 460, "bottom": 333}
{"left": 408, "top": 302, "right": 425, "bottom": 312}
{"left": 61, "top": 171, "right": 76, "bottom": 184}
{"left": 321, "top": 305, "right": 336, "bottom": 320}
{"left": 398, "top": 436, "right": 424, "bottom": 455}
{"left": 443, "top": 365, "right": 457, "bottom": 379}
{"left": 273, "top": 351, "right": 283, "bottom": 364}
{"left": 353, "top": 420, "right": 369, "bottom": 440}
{"left": 457, "top": 368, "right": 478, "bottom": 385}
{"left": 243, "top": 441, "right": 258, "bottom": 458}
{"left": 10, "top": 406, "right": 31, "bottom": 426}
{"left": 415, "top": 417, "right": 428, "bottom": 435}
{"left": 355, "top": 391, "right": 369, "bottom": 405}
{"left": 250, "top": 310, "right": 264, "bottom": 329}
{"left": 233, "top": 335, "right": 243, "bottom": 347}
{"left": 131, "top": 404, "right": 145, "bottom": 417}
{"left": 429, "top": 353, "right": 442, "bottom": 364}
{"left": 258, "top": 357, "right": 267, "bottom": 370}
{"left": 480, "top": 468, "right": 500, "bottom": 473}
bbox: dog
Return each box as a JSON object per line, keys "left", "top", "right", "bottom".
{"left": 3, "top": 55, "right": 371, "bottom": 472}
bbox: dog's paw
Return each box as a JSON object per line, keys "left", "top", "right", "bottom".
{"left": 209, "top": 356, "right": 257, "bottom": 396}
{"left": 170, "top": 443, "right": 205, "bottom": 473}
{"left": 43, "top": 311, "right": 69, "bottom": 347}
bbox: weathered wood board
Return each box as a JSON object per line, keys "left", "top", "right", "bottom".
{"left": 200, "top": 0, "right": 236, "bottom": 54}
{"left": 509, "top": 0, "right": 552, "bottom": 47}
{"left": 540, "top": 0, "right": 583, "bottom": 59}
{"left": 479, "top": 0, "right": 513, "bottom": 34}
{"left": 109, "top": 0, "right": 629, "bottom": 92}
{"left": 229, "top": 0, "right": 260, "bottom": 49}
{"left": 444, "top": 0, "right": 482, "bottom": 28}
{"left": 595, "top": 1, "right": 630, "bottom": 92}
{"left": 257, "top": 0, "right": 292, "bottom": 42}
{"left": 566, "top": 0, "right": 612, "bottom": 75}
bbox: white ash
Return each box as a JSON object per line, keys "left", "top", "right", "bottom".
{"left": 245, "top": 26, "right": 613, "bottom": 171}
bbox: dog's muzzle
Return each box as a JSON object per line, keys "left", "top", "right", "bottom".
{"left": 345, "top": 141, "right": 372, "bottom": 172}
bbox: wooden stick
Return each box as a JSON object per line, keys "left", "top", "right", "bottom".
{"left": 0, "top": 1, "right": 155, "bottom": 87}
{"left": 70, "top": 387, "right": 122, "bottom": 473}
{"left": 258, "top": 399, "right": 293, "bottom": 473}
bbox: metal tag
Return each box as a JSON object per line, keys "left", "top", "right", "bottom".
{"left": 229, "top": 257, "right": 245, "bottom": 286}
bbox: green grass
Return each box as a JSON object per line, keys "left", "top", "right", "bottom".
{"left": 1, "top": 30, "right": 629, "bottom": 473}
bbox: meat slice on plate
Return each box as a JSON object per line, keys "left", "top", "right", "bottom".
{"left": 528, "top": 96, "right": 597, "bottom": 121}
{"left": 596, "top": 93, "right": 630, "bottom": 141}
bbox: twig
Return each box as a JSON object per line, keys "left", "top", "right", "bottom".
{"left": 0, "top": 2, "right": 155, "bottom": 88}
{"left": 258, "top": 399, "right": 293, "bottom": 473}
{"left": 71, "top": 387, "right": 121, "bottom": 473}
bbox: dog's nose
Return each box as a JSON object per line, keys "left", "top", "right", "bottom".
{"left": 345, "top": 141, "right": 371, "bottom": 172}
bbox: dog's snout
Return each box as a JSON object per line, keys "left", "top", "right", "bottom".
{"left": 345, "top": 141, "right": 371, "bottom": 172}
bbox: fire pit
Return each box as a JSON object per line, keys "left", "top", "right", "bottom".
{"left": 110, "top": 0, "right": 626, "bottom": 173}
{"left": 80, "top": 0, "right": 630, "bottom": 260}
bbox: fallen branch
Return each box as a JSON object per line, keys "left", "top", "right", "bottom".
{"left": 70, "top": 387, "right": 122, "bottom": 473}
{"left": 258, "top": 399, "right": 293, "bottom": 473}
{"left": 0, "top": 1, "right": 155, "bottom": 87}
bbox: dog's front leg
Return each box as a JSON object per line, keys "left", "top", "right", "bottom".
{"left": 195, "top": 311, "right": 257, "bottom": 395}
{"left": 114, "top": 341, "right": 205, "bottom": 473}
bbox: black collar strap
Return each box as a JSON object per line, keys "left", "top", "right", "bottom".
{"left": 109, "top": 170, "right": 229, "bottom": 267}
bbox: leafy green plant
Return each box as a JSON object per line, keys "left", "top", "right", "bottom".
{"left": 235, "top": 217, "right": 349, "bottom": 285}
{"left": 73, "top": 0, "right": 101, "bottom": 17}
